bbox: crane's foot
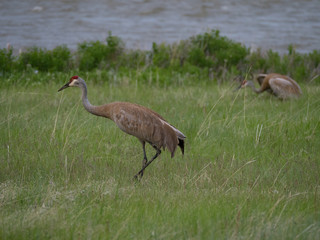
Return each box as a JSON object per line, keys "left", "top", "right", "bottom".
{"left": 133, "top": 173, "right": 142, "bottom": 182}
{"left": 133, "top": 174, "right": 139, "bottom": 181}
{"left": 133, "top": 169, "right": 144, "bottom": 181}
{"left": 133, "top": 157, "right": 147, "bottom": 181}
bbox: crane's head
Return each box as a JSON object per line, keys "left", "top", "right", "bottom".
{"left": 58, "top": 76, "right": 80, "bottom": 92}
{"left": 235, "top": 79, "right": 249, "bottom": 91}
{"left": 241, "top": 80, "right": 249, "bottom": 87}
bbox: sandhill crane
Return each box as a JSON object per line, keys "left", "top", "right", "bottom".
{"left": 237, "top": 73, "right": 302, "bottom": 99}
{"left": 58, "top": 76, "right": 186, "bottom": 179}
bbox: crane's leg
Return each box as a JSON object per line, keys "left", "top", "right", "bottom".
{"left": 139, "top": 142, "right": 148, "bottom": 178}
{"left": 134, "top": 145, "right": 161, "bottom": 180}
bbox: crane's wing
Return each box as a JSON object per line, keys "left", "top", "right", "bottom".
{"left": 111, "top": 102, "right": 185, "bottom": 157}
{"left": 269, "top": 77, "right": 298, "bottom": 98}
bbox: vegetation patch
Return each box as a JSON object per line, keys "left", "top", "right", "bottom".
{"left": 1, "top": 30, "right": 319, "bottom": 86}
{"left": 0, "top": 30, "right": 319, "bottom": 239}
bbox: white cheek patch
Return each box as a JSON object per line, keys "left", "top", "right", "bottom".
{"left": 69, "top": 80, "right": 78, "bottom": 87}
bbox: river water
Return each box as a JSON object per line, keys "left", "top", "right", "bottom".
{"left": 1, "top": 0, "right": 319, "bottom": 54}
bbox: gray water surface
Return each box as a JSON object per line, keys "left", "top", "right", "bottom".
{"left": 1, "top": 0, "right": 319, "bottom": 53}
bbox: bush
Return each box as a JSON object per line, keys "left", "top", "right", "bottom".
{"left": 17, "top": 46, "right": 71, "bottom": 72}
{"left": 121, "top": 49, "right": 149, "bottom": 69}
{"left": 0, "top": 29, "right": 319, "bottom": 86}
{"left": 77, "top": 32, "right": 124, "bottom": 71}
{"left": 0, "top": 47, "right": 15, "bottom": 75}
{"left": 51, "top": 46, "right": 72, "bottom": 71}
{"left": 151, "top": 42, "right": 171, "bottom": 68}
{"left": 189, "top": 30, "right": 248, "bottom": 69}
{"left": 308, "top": 50, "right": 320, "bottom": 69}
{"left": 187, "top": 47, "right": 214, "bottom": 68}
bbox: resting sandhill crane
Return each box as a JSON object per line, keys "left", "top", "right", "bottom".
{"left": 237, "top": 73, "right": 302, "bottom": 99}
{"left": 58, "top": 76, "right": 186, "bottom": 179}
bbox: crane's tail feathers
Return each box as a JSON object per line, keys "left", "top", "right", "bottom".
{"left": 173, "top": 127, "right": 185, "bottom": 156}
{"left": 178, "top": 138, "right": 185, "bottom": 155}
{"left": 171, "top": 126, "right": 186, "bottom": 139}
{"left": 176, "top": 130, "right": 186, "bottom": 139}
{"left": 161, "top": 120, "right": 186, "bottom": 158}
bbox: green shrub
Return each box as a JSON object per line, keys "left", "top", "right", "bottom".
{"left": 121, "top": 49, "right": 148, "bottom": 69}
{"left": 0, "top": 29, "right": 319, "bottom": 86}
{"left": 17, "top": 46, "right": 71, "bottom": 72}
{"left": 106, "top": 32, "right": 124, "bottom": 60}
{"left": 189, "top": 30, "right": 248, "bottom": 69}
{"left": 0, "top": 47, "right": 15, "bottom": 74}
{"left": 247, "top": 49, "right": 268, "bottom": 72}
{"left": 51, "top": 46, "right": 72, "bottom": 71}
{"left": 77, "top": 32, "right": 124, "bottom": 71}
{"left": 77, "top": 41, "right": 107, "bottom": 71}
{"left": 187, "top": 47, "right": 214, "bottom": 68}
{"left": 308, "top": 50, "right": 320, "bottom": 68}
{"left": 151, "top": 42, "right": 171, "bottom": 68}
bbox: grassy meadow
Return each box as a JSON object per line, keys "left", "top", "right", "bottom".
{"left": 0, "top": 76, "right": 319, "bottom": 239}
{"left": 1, "top": 30, "right": 320, "bottom": 239}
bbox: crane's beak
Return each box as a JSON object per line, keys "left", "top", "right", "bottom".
{"left": 58, "top": 83, "right": 69, "bottom": 92}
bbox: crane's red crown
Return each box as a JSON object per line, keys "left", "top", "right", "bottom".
{"left": 242, "top": 80, "right": 247, "bottom": 85}
{"left": 70, "top": 75, "right": 79, "bottom": 82}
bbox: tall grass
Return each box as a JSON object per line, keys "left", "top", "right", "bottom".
{"left": 0, "top": 77, "right": 319, "bottom": 239}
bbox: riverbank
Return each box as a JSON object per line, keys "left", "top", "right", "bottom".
{"left": 1, "top": 30, "right": 320, "bottom": 88}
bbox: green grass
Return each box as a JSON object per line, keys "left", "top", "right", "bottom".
{"left": 0, "top": 78, "right": 319, "bottom": 239}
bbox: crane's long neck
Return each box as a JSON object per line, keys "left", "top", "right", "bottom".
{"left": 80, "top": 82, "right": 100, "bottom": 116}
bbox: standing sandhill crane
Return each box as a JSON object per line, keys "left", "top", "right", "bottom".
{"left": 237, "top": 73, "right": 302, "bottom": 99}
{"left": 58, "top": 76, "right": 186, "bottom": 179}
